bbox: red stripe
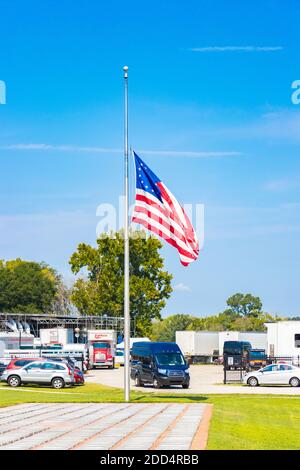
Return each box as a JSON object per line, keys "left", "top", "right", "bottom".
{"left": 133, "top": 205, "right": 189, "bottom": 247}
{"left": 135, "top": 193, "right": 180, "bottom": 227}
{"left": 157, "top": 182, "right": 198, "bottom": 250}
{"left": 132, "top": 216, "right": 197, "bottom": 262}
{"left": 134, "top": 194, "right": 199, "bottom": 257}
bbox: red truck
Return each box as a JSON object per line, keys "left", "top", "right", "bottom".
{"left": 87, "top": 330, "right": 116, "bottom": 369}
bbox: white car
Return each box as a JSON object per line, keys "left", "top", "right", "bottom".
{"left": 243, "top": 363, "right": 300, "bottom": 387}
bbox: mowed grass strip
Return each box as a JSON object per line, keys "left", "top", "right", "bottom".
{"left": 0, "top": 384, "right": 300, "bottom": 449}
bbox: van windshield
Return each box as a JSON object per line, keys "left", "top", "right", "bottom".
{"left": 155, "top": 352, "right": 185, "bottom": 366}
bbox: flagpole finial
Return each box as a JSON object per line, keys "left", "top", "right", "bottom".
{"left": 123, "top": 65, "right": 128, "bottom": 78}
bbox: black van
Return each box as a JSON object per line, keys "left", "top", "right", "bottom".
{"left": 130, "top": 341, "right": 190, "bottom": 389}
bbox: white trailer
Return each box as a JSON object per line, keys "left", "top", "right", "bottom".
{"left": 239, "top": 332, "right": 267, "bottom": 350}
{"left": 0, "top": 332, "right": 34, "bottom": 350}
{"left": 39, "top": 328, "right": 74, "bottom": 346}
{"left": 176, "top": 330, "right": 268, "bottom": 361}
{"left": 266, "top": 321, "right": 300, "bottom": 357}
{"left": 176, "top": 331, "right": 219, "bottom": 362}
{"left": 218, "top": 331, "right": 239, "bottom": 355}
{"left": 218, "top": 331, "right": 267, "bottom": 355}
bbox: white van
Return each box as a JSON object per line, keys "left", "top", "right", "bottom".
{"left": 115, "top": 338, "right": 150, "bottom": 366}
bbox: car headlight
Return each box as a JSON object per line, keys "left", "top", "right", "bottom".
{"left": 157, "top": 368, "right": 167, "bottom": 375}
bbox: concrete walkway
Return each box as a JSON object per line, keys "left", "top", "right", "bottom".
{"left": 85, "top": 365, "right": 300, "bottom": 395}
{"left": 0, "top": 403, "right": 211, "bottom": 450}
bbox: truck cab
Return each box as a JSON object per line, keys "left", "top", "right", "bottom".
{"left": 248, "top": 349, "right": 267, "bottom": 369}
{"left": 223, "top": 340, "right": 252, "bottom": 369}
{"left": 87, "top": 330, "right": 116, "bottom": 369}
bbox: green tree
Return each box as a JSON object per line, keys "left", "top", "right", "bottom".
{"left": 225, "top": 293, "right": 263, "bottom": 318}
{"left": 0, "top": 258, "right": 63, "bottom": 313}
{"left": 151, "top": 314, "right": 195, "bottom": 342}
{"left": 69, "top": 231, "right": 173, "bottom": 335}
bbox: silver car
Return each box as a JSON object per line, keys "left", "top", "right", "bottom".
{"left": 1, "top": 360, "right": 75, "bottom": 389}
{"left": 243, "top": 363, "right": 300, "bottom": 387}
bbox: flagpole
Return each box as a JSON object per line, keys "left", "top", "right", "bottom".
{"left": 123, "top": 65, "right": 130, "bottom": 402}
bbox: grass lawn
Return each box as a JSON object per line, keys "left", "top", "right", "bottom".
{"left": 1, "top": 383, "right": 300, "bottom": 449}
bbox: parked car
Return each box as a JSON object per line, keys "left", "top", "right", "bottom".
{"left": 6, "top": 356, "right": 84, "bottom": 385}
{"left": 243, "top": 363, "right": 300, "bottom": 387}
{"left": 46, "top": 357, "right": 84, "bottom": 385}
{"left": 1, "top": 360, "right": 75, "bottom": 389}
{"left": 6, "top": 357, "right": 46, "bottom": 370}
{"left": 131, "top": 342, "right": 190, "bottom": 389}
{"left": 0, "top": 360, "right": 9, "bottom": 377}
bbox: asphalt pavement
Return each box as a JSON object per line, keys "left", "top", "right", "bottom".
{"left": 85, "top": 364, "right": 300, "bottom": 395}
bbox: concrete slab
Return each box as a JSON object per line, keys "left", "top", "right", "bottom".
{"left": 0, "top": 403, "right": 211, "bottom": 450}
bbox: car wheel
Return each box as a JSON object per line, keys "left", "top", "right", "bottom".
{"left": 135, "top": 375, "right": 142, "bottom": 387}
{"left": 7, "top": 375, "right": 21, "bottom": 387}
{"left": 153, "top": 377, "right": 161, "bottom": 389}
{"left": 182, "top": 383, "right": 190, "bottom": 389}
{"left": 247, "top": 376, "right": 259, "bottom": 387}
{"left": 51, "top": 377, "right": 65, "bottom": 389}
{"left": 290, "top": 377, "right": 300, "bottom": 387}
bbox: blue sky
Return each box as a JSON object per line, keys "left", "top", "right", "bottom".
{"left": 0, "top": 0, "right": 300, "bottom": 317}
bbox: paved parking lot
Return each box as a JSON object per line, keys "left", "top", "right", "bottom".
{"left": 0, "top": 402, "right": 211, "bottom": 450}
{"left": 86, "top": 365, "right": 300, "bottom": 395}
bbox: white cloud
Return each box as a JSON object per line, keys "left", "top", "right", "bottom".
{"left": 0, "top": 144, "right": 242, "bottom": 158}
{"left": 187, "top": 46, "right": 283, "bottom": 52}
{"left": 264, "top": 179, "right": 300, "bottom": 191}
{"left": 173, "top": 282, "right": 191, "bottom": 292}
{"left": 141, "top": 150, "right": 241, "bottom": 158}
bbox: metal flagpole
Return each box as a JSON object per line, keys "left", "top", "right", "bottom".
{"left": 123, "top": 65, "right": 130, "bottom": 402}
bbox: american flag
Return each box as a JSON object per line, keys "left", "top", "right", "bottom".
{"left": 132, "top": 151, "right": 199, "bottom": 266}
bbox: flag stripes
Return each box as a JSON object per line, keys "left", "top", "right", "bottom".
{"left": 132, "top": 152, "right": 199, "bottom": 266}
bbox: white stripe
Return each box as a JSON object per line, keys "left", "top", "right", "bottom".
{"left": 132, "top": 212, "right": 196, "bottom": 258}
{"left": 136, "top": 188, "right": 163, "bottom": 205}
{"left": 133, "top": 215, "right": 194, "bottom": 264}
{"left": 135, "top": 187, "right": 198, "bottom": 256}
{"left": 135, "top": 188, "right": 191, "bottom": 239}
{"left": 160, "top": 183, "right": 199, "bottom": 245}
{"left": 159, "top": 183, "right": 189, "bottom": 229}
{"left": 133, "top": 199, "right": 186, "bottom": 238}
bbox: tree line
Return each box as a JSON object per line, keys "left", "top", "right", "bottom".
{"left": 0, "top": 231, "right": 286, "bottom": 337}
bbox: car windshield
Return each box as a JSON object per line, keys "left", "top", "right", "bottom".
{"left": 250, "top": 351, "right": 265, "bottom": 358}
{"left": 155, "top": 352, "right": 185, "bottom": 366}
{"left": 93, "top": 342, "right": 109, "bottom": 348}
{"left": 224, "top": 344, "right": 242, "bottom": 354}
